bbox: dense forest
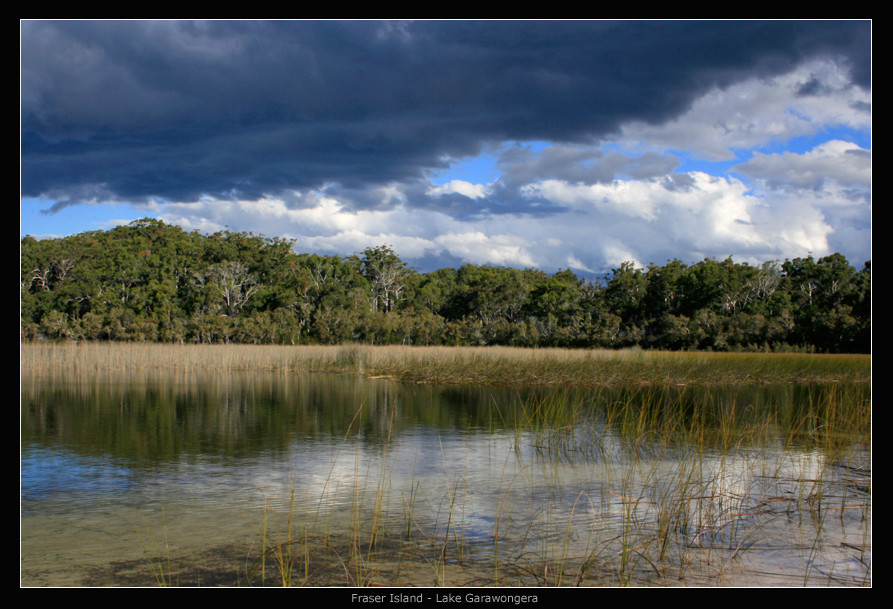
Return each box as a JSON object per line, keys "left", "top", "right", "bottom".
{"left": 21, "top": 218, "right": 871, "bottom": 353}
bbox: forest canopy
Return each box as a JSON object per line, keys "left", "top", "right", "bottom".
{"left": 21, "top": 218, "right": 870, "bottom": 353}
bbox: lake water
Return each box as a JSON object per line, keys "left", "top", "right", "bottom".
{"left": 21, "top": 370, "right": 871, "bottom": 587}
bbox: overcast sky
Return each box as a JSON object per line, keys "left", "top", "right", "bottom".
{"left": 21, "top": 20, "right": 871, "bottom": 276}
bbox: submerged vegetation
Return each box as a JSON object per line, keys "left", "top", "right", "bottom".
{"left": 22, "top": 218, "right": 870, "bottom": 353}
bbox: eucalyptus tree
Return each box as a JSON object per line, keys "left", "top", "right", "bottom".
{"left": 359, "top": 245, "right": 412, "bottom": 314}
{"left": 198, "top": 261, "right": 261, "bottom": 317}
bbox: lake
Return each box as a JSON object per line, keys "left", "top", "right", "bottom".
{"left": 21, "top": 369, "right": 871, "bottom": 586}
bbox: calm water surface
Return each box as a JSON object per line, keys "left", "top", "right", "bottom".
{"left": 21, "top": 370, "right": 870, "bottom": 587}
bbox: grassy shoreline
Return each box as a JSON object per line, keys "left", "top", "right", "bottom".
{"left": 20, "top": 342, "right": 871, "bottom": 387}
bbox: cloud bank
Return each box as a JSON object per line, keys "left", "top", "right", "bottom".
{"left": 21, "top": 20, "right": 871, "bottom": 274}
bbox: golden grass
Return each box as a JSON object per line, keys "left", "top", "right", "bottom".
{"left": 21, "top": 342, "right": 870, "bottom": 387}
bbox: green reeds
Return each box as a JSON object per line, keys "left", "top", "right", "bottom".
{"left": 260, "top": 480, "right": 310, "bottom": 586}
{"left": 136, "top": 506, "right": 178, "bottom": 587}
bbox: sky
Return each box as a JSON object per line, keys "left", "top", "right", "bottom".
{"left": 21, "top": 20, "right": 871, "bottom": 277}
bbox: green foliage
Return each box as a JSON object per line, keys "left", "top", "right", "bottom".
{"left": 20, "top": 219, "right": 871, "bottom": 352}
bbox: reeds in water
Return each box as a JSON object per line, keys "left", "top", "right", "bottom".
{"left": 231, "top": 380, "right": 869, "bottom": 586}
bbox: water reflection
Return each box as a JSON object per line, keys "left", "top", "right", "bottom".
{"left": 21, "top": 370, "right": 870, "bottom": 587}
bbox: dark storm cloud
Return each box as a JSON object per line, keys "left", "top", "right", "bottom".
{"left": 21, "top": 20, "right": 871, "bottom": 209}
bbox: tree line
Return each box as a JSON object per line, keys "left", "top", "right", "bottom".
{"left": 21, "top": 218, "right": 871, "bottom": 352}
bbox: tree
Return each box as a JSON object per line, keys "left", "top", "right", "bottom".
{"left": 200, "top": 261, "right": 261, "bottom": 317}
{"left": 360, "top": 245, "right": 411, "bottom": 314}
{"left": 524, "top": 269, "right": 584, "bottom": 345}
